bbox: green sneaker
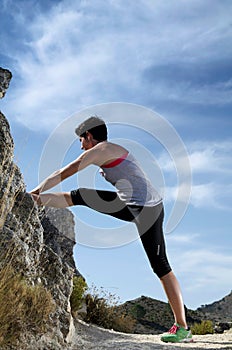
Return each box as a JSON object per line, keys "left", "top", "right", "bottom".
{"left": 161, "top": 323, "right": 193, "bottom": 343}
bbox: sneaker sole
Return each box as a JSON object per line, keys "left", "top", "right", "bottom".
{"left": 161, "top": 338, "right": 194, "bottom": 343}
{"left": 180, "top": 338, "right": 194, "bottom": 343}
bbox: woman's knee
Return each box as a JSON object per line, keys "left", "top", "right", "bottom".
{"left": 149, "top": 254, "right": 172, "bottom": 279}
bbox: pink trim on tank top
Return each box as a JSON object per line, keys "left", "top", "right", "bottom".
{"left": 102, "top": 152, "right": 129, "bottom": 168}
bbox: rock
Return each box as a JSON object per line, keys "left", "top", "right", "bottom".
{"left": 0, "top": 67, "right": 12, "bottom": 98}
{"left": 39, "top": 206, "right": 77, "bottom": 340}
{"left": 214, "top": 322, "right": 231, "bottom": 334}
{"left": 0, "top": 109, "right": 78, "bottom": 348}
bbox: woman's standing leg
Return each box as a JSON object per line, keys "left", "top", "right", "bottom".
{"left": 136, "top": 205, "right": 187, "bottom": 328}
{"left": 160, "top": 271, "right": 187, "bottom": 328}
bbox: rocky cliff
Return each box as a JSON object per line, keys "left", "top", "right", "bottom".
{"left": 0, "top": 68, "right": 77, "bottom": 349}
{"left": 0, "top": 67, "right": 12, "bottom": 98}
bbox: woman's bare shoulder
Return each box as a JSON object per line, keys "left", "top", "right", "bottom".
{"left": 92, "top": 141, "right": 129, "bottom": 165}
{"left": 97, "top": 141, "right": 128, "bottom": 153}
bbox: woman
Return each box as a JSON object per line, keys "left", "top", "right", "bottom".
{"left": 30, "top": 116, "right": 193, "bottom": 343}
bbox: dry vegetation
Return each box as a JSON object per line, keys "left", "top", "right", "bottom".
{"left": 0, "top": 263, "right": 55, "bottom": 347}
{"left": 71, "top": 282, "right": 136, "bottom": 334}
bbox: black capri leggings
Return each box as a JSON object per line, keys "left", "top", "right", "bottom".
{"left": 71, "top": 188, "right": 172, "bottom": 278}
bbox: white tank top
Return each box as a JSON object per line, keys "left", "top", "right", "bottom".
{"left": 100, "top": 153, "right": 162, "bottom": 206}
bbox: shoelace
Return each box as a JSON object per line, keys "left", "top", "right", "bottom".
{"left": 168, "top": 324, "right": 179, "bottom": 334}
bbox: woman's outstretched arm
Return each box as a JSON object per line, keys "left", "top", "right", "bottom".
{"left": 30, "top": 146, "right": 100, "bottom": 195}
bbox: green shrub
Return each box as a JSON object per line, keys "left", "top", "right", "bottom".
{"left": 129, "top": 303, "right": 146, "bottom": 320}
{"left": 70, "top": 276, "right": 88, "bottom": 314}
{"left": 84, "top": 287, "right": 135, "bottom": 333}
{"left": 191, "top": 320, "right": 214, "bottom": 335}
{"left": 0, "top": 265, "right": 55, "bottom": 347}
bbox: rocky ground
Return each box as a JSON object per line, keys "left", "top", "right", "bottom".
{"left": 72, "top": 319, "right": 232, "bottom": 350}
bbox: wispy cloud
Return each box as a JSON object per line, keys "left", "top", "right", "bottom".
{"left": 167, "top": 237, "right": 232, "bottom": 307}
{"left": 167, "top": 232, "right": 200, "bottom": 244}
{"left": 188, "top": 141, "right": 232, "bottom": 174}
{"left": 158, "top": 140, "right": 232, "bottom": 210}
{"left": 159, "top": 140, "right": 232, "bottom": 174}
{"left": 164, "top": 182, "right": 232, "bottom": 211}
{"left": 179, "top": 249, "right": 232, "bottom": 292}
{"left": 1, "top": 0, "right": 232, "bottom": 130}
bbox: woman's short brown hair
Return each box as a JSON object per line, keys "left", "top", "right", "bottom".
{"left": 75, "top": 116, "right": 107, "bottom": 141}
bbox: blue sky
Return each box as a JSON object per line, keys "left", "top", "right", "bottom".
{"left": 1, "top": 0, "right": 232, "bottom": 310}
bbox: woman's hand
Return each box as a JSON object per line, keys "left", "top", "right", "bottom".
{"left": 30, "top": 193, "right": 42, "bottom": 206}
{"left": 30, "top": 189, "right": 40, "bottom": 195}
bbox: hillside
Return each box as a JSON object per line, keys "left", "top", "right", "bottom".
{"left": 117, "top": 292, "right": 232, "bottom": 335}
{"left": 197, "top": 291, "right": 232, "bottom": 323}
{"left": 117, "top": 296, "right": 200, "bottom": 334}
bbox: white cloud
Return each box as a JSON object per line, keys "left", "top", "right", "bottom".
{"left": 158, "top": 140, "right": 232, "bottom": 210}
{"left": 167, "top": 232, "right": 200, "bottom": 244}
{"left": 2, "top": 0, "right": 232, "bottom": 130}
{"left": 190, "top": 183, "right": 217, "bottom": 208}
{"left": 188, "top": 183, "right": 230, "bottom": 210}
{"left": 162, "top": 182, "right": 192, "bottom": 204}
{"left": 189, "top": 141, "right": 232, "bottom": 174}
{"left": 187, "top": 142, "right": 232, "bottom": 209}
{"left": 167, "top": 239, "right": 232, "bottom": 308}
{"left": 178, "top": 249, "right": 232, "bottom": 293}
{"left": 164, "top": 182, "right": 232, "bottom": 211}
{"left": 179, "top": 249, "right": 232, "bottom": 273}
{"left": 159, "top": 140, "right": 232, "bottom": 174}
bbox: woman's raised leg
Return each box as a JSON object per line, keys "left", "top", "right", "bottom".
{"left": 31, "top": 192, "right": 73, "bottom": 208}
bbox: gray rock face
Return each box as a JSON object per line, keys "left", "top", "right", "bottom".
{"left": 0, "top": 109, "right": 77, "bottom": 348}
{"left": 0, "top": 67, "right": 12, "bottom": 98}
{"left": 39, "top": 207, "right": 77, "bottom": 340}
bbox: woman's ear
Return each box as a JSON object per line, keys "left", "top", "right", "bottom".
{"left": 86, "top": 131, "right": 92, "bottom": 141}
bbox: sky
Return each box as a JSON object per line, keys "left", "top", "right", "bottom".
{"left": 0, "top": 0, "right": 232, "bottom": 310}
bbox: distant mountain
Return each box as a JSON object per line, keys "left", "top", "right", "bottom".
{"left": 117, "top": 295, "right": 202, "bottom": 334}
{"left": 197, "top": 291, "right": 232, "bottom": 323}
{"left": 118, "top": 291, "right": 232, "bottom": 334}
